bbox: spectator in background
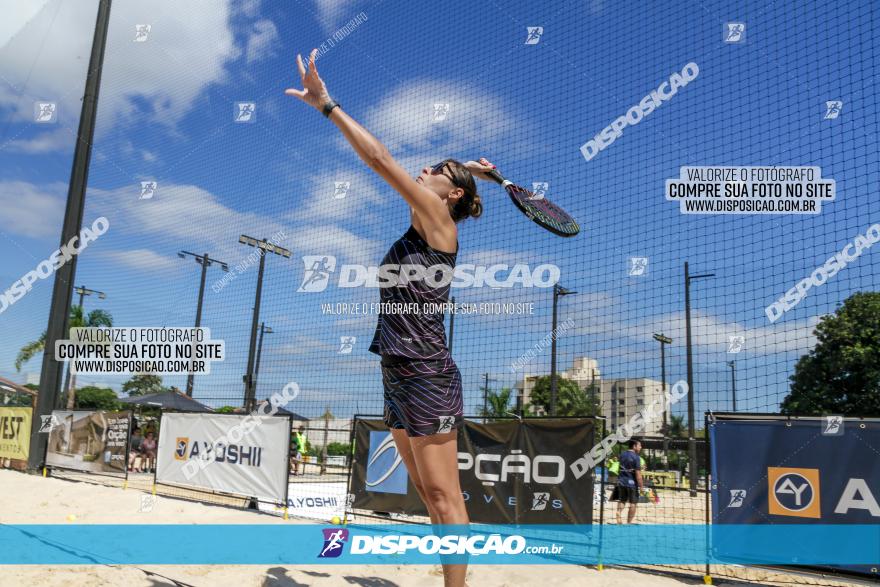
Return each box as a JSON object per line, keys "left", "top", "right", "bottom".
{"left": 128, "top": 427, "right": 144, "bottom": 472}
{"left": 140, "top": 431, "right": 157, "bottom": 473}
{"left": 292, "top": 426, "right": 307, "bottom": 476}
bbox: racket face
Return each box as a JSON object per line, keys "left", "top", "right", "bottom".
{"left": 507, "top": 185, "right": 580, "bottom": 237}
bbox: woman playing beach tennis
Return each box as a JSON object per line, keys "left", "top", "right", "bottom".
{"left": 286, "top": 49, "right": 493, "bottom": 587}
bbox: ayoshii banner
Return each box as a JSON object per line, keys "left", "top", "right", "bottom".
{"left": 0, "top": 406, "right": 32, "bottom": 460}
{"left": 45, "top": 410, "right": 130, "bottom": 475}
{"left": 156, "top": 412, "right": 290, "bottom": 503}
{"left": 710, "top": 415, "right": 880, "bottom": 577}
{"left": 350, "top": 418, "right": 596, "bottom": 524}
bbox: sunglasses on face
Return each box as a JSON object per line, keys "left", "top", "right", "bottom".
{"left": 430, "top": 160, "right": 463, "bottom": 187}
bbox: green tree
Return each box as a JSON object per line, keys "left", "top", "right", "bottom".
{"left": 215, "top": 406, "right": 238, "bottom": 414}
{"left": 478, "top": 387, "right": 515, "bottom": 419}
{"left": 75, "top": 386, "right": 120, "bottom": 411}
{"left": 663, "top": 414, "right": 687, "bottom": 438}
{"left": 781, "top": 292, "right": 880, "bottom": 416}
{"left": 122, "top": 373, "right": 167, "bottom": 397}
{"left": 325, "top": 442, "right": 351, "bottom": 456}
{"left": 526, "top": 376, "right": 599, "bottom": 417}
{"left": 15, "top": 305, "right": 113, "bottom": 408}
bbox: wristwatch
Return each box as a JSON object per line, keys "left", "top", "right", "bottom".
{"left": 322, "top": 99, "right": 341, "bottom": 118}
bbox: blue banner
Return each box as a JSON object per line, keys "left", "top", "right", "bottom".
{"left": 709, "top": 416, "right": 880, "bottom": 576}
{"left": 1, "top": 524, "right": 878, "bottom": 565}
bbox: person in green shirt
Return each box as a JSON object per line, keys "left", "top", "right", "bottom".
{"left": 292, "top": 426, "right": 307, "bottom": 476}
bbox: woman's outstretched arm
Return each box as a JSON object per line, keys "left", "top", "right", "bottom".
{"left": 285, "top": 49, "right": 454, "bottom": 241}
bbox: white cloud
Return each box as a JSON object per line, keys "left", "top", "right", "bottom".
{"left": 0, "top": 0, "right": 53, "bottom": 50}
{"left": 0, "top": 180, "right": 65, "bottom": 238}
{"left": 0, "top": 0, "right": 237, "bottom": 139}
{"left": 245, "top": 19, "right": 278, "bottom": 63}
{"left": 289, "top": 225, "right": 383, "bottom": 268}
{"left": 5, "top": 127, "right": 72, "bottom": 154}
{"left": 630, "top": 310, "right": 820, "bottom": 356}
{"left": 98, "top": 248, "right": 180, "bottom": 273}
{"left": 289, "top": 167, "right": 385, "bottom": 223}
{"left": 313, "top": 0, "right": 361, "bottom": 33}
{"left": 357, "top": 79, "right": 520, "bottom": 156}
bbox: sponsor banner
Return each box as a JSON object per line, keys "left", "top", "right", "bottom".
{"left": 642, "top": 470, "right": 680, "bottom": 488}
{"left": 258, "top": 481, "right": 347, "bottom": 520}
{"left": 710, "top": 416, "right": 880, "bottom": 576}
{"left": 45, "top": 411, "right": 130, "bottom": 475}
{"left": 351, "top": 418, "right": 596, "bottom": 524}
{"left": 1, "top": 524, "right": 878, "bottom": 565}
{"left": 156, "top": 412, "right": 289, "bottom": 502}
{"left": 0, "top": 407, "right": 32, "bottom": 460}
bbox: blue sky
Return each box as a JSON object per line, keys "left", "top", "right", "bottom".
{"left": 1, "top": 0, "right": 877, "bottom": 422}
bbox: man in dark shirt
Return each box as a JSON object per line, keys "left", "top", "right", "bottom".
{"left": 615, "top": 439, "right": 644, "bottom": 524}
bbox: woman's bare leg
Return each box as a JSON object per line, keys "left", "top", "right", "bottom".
{"left": 390, "top": 428, "right": 439, "bottom": 522}
{"left": 409, "top": 431, "right": 469, "bottom": 587}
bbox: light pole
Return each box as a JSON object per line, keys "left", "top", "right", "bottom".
{"left": 684, "top": 262, "right": 714, "bottom": 496}
{"left": 240, "top": 235, "right": 291, "bottom": 411}
{"left": 550, "top": 284, "right": 576, "bottom": 416}
{"left": 727, "top": 360, "right": 737, "bottom": 412}
{"left": 178, "top": 251, "right": 229, "bottom": 396}
{"left": 62, "top": 286, "right": 107, "bottom": 408}
{"left": 482, "top": 373, "right": 498, "bottom": 423}
{"left": 74, "top": 285, "right": 106, "bottom": 413}
{"left": 653, "top": 333, "right": 673, "bottom": 468}
{"left": 74, "top": 285, "right": 106, "bottom": 310}
{"left": 652, "top": 333, "right": 673, "bottom": 433}
{"left": 254, "top": 322, "right": 274, "bottom": 397}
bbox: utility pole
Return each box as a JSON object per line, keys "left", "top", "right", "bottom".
{"left": 550, "top": 284, "right": 576, "bottom": 416}
{"left": 684, "top": 262, "right": 714, "bottom": 496}
{"left": 727, "top": 360, "right": 737, "bottom": 412}
{"left": 63, "top": 286, "right": 107, "bottom": 405}
{"left": 482, "top": 373, "right": 498, "bottom": 423}
{"left": 178, "top": 251, "right": 229, "bottom": 396}
{"left": 653, "top": 333, "right": 672, "bottom": 468}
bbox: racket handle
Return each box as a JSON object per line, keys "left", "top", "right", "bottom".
{"left": 485, "top": 168, "right": 506, "bottom": 185}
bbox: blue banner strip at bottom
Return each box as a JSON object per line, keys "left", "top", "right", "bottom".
{"left": 0, "top": 524, "right": 877, "bottom": 565}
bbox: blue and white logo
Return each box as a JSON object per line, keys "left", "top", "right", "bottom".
{"left": 724, "top": 22, "right": 745, "bottom": 44}
{"left": 365, "top": 431, "right": 408, "bottom": 495}
{"left": 728, "top": 489, "right": 746, "bottom": 508}
{"left": 318, "top": 528, "right": 348, "bottom": 558}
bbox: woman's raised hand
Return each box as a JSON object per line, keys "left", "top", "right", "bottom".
{"left": 285, "top": 49, "right": 332, "bottom": 111}
{"left": 464, "top": 157, "right": 497, "bottom": 182}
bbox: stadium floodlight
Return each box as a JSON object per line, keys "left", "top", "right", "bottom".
{"left": 239, "top": 234, "right": 292, "bottom": 410}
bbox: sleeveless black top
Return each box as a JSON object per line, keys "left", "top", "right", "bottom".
{"left": 368, "top": 225, "right": 457, "bottom": 360}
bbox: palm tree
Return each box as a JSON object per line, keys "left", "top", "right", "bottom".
{"left": 663, "top": 414, "right": 686, "bottom": 438}
{"left": 479, "top": 387, "right": 515, "bottom": 420}
{"left": 16, "top": 305, "right": 113, "bottom": 408}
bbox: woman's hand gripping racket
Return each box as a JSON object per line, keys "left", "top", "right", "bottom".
{"left": 472, "top": 159, "right": 580, "bottom": 237}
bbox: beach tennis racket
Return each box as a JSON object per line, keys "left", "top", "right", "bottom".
{"left": 485, "top": 166, "right": 580, "bottom": 237}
